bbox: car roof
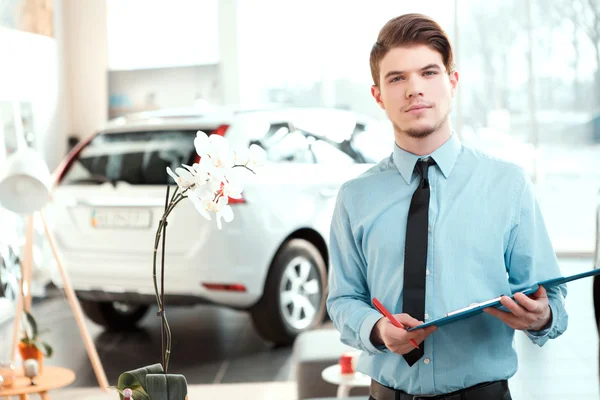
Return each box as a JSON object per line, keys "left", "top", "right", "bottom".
{"left": 100, "top": 105, "right": 377, "bottom": 135}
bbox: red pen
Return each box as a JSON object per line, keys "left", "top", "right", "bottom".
{"left": 372, "top": 298, "right": 420, "bottom": 349}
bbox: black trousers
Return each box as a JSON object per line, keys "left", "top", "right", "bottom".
{"left": 368, "top": 380, "right": 512, "bottom": 400}
{"left": 369, "top": 394, "right": 511, "bottom": 400}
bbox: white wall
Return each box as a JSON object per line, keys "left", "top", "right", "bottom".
{"left": 106, "top": 0, "right": 240, "bottom": 114}
{"left": 59, "top": 0, "right": 108, "bottom": 142}
{"left": 218, "top": 0, "right": 240, "bottom": 105}
{"left": 0, "top": 27, "right": 61, "bottom": 169}
{"left": 106, "top": 0, "right": 219, "bottom": 71}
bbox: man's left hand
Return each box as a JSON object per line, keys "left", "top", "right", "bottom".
{"left": 483, "top": 286, "right": 552, "bottom": 331}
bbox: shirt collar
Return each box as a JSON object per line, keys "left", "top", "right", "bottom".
{"left": 393, "top": 132, "right": 462, "bottom": 184}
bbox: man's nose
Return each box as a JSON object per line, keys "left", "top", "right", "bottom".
{"left": 406, "top": 77, "right": 424, "bottom": 98}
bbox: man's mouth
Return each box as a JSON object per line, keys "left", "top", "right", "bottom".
{"left": 406, "top": 103, "right": 432, "bottom": 112}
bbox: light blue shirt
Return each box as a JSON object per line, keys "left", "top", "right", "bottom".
{"left": 326, "top": 133, "right": 568, "bottom": 395}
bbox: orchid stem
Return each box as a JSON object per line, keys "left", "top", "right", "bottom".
{"left": 152, "top": 185, "right": 187, "bottom": 373}
{"left": 232, "top": 164, "right": 256, "bottom": 174}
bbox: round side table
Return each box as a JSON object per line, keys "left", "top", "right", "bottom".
{"left": 321, "top": 364, "right": 371, "bottom": 398}
{"left": 0, "top": 366, "right": 76, "bottom": 400}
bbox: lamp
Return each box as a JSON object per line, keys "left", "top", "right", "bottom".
{"left": 0, "top": 147, "right": 52, "bottom": 214}
{"left": 0, "top": 104, "right": 108, "bottom": 390}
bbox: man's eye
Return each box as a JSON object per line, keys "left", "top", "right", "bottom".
{"left": 390, "top": 76, "right": 404, "bottom": 83}
{"left": 424, "top": 71, "right": 438, "bottom": 76}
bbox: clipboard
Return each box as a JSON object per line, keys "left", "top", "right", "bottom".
{"left": 407, "top": 268, "right": 600, "bottom": 331}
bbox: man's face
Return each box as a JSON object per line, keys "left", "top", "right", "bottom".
{"left": 372, "top": 45, "right": 459, "bottom": 138}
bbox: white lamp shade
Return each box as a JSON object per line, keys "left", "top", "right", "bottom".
{"left": 0, "top": 148, "right": 52, "bottom": 215}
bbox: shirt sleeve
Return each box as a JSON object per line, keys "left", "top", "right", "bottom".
{"left": 505, "top": 172, "right": 568, "bottom": 346}
{"left": 326, "top": 184, "right": 386, "bottom": 355}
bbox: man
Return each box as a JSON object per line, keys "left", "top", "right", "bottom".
{"left": 326, "top": 13, "right": 568, "bottom": 400}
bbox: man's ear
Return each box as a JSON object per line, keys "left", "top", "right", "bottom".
{"left": 449, "top": 71, "right": 459, "bottom": 97}
{"left": 371, "top": 85, "right": 385, "bottom": 110}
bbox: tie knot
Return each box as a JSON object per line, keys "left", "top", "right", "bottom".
{"left": 415, "top": 157, "right": 435, "bottom": 178}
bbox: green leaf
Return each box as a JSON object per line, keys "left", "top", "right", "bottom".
{"left": 38, "top": 341, "right": 53, "bottom": 358}
{"left": 24, "top": 311, "right": 38, "bottom": 339}
{"left": 117, "top": 364, "right": 164, "bottom": 400}
{"left": 146, "top": 373, "right": 188, "bottom": 400}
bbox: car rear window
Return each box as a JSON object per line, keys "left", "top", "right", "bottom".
{"left": 60, "top": 130, "right": 203, "bottom": 186}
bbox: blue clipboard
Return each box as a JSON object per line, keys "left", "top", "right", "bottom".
{"left": 407, "top": 268, "right": 600, "bottom": 331}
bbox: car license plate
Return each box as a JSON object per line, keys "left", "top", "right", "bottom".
{"left": 91, "top": 208, "right": 152, "bottom": 229}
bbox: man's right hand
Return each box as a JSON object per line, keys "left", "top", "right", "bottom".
{"left": 370, "top": 314, "right": 437, "bottom": 355}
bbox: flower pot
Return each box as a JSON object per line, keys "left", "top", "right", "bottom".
{"left": 18, "top": 343, "right": 44, "bottom": 374}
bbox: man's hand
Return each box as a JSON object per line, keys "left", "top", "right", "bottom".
{"left": 483, "top": 286, "right": 552, "bottom": 331}
{"left": 371, "top": 314, "right": 437, "bottom": 355}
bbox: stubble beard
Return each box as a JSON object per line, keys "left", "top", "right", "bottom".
{"left": 394, "top": 108, "right": 450, "bottom": 139}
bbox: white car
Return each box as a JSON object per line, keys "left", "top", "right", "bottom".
{"left": 47, "top": 106, "right": 392, "bottom": 344}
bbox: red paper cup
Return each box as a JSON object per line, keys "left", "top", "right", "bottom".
{"left": 339, "top": 353, "right": 354, "bottom": 374}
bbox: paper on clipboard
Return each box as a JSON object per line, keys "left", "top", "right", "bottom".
{"left": 407, "top": 268, "right": 600, "bottom": 331}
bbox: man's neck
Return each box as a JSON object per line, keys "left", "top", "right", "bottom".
{"left": 394, "top": 123, "right": 452, "bottom": 156}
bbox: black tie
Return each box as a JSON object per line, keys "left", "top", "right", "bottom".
{"left": 402, "top": 157, "right": 435, "bottom": 367}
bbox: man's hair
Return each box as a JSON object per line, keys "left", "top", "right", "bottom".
{"left": 369, "top": 13, "right": 455, "bottom": 86}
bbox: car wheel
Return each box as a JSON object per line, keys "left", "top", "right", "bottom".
{"left": 250, "top": 239, "right": 327, "bottom": 345}
{"left": 79, "top": 299, "right": 149, "bottom": 331}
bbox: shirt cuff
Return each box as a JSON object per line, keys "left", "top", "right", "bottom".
{"left": 525, "top": 302, "right": 556, "bottom": 344}
{"left": 359, "top": 311, "right": 387, "bottom": 354}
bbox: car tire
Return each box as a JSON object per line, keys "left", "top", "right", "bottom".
{"left": 79, "top": 299, "right": 149, "bottom": 331}
{"left": 250, "top": 239, "right": 327, "bottom": 345}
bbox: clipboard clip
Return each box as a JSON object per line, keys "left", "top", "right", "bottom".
{"left": 445, "top": 295, "right": 504, "bottom": 317}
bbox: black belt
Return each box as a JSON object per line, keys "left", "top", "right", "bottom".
{"left": 370, "top": 379, "right": 510, "bottom": 400}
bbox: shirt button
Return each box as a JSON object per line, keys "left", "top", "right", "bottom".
{"left": 426, "top": 269, "right": 430, "bottom": 276}
{"left": 424, "top": 358, "right": 431, "bottom": 364}
{"left": 428, "top": 225, "right": 432, "bottom": 232}
{"left": 424, "top": 313, "right": 429, "bottom": 320}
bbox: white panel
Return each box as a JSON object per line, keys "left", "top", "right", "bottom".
{"left": 106, "top": 0, "right": 219, "bottom": 71}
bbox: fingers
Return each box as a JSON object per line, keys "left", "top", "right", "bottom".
{"left": 483, "top": 307, "right": 522, "bottom": 328}
{"left": 410, "top": 325, "right": 437, "bottom": 343}
{"left": 380, "top": 318, "right": 437, "bottom": 355}
{"left": 513, "top": 292, "right": 540, "bottom": 313}
{"left": 483, "top": 305, "right": 542, "bottom": 331}
{"left": 394, "top": 313, "right": 422, "bottom": 328}
{"left": 531, "top": 285, "right": 547, "bottom": 299}
{"left": 499, "top": 296, "right": 527, "bottom": 317}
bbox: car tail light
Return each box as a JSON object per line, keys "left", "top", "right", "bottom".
{"left": 228, "top": 197, "right": 246, "bottom": 204}
{"left": 212, "top": 124, "right": 229, "bottom": 136}
{"left": 202, "top": 283, "right": 246, "bottom": 292}
{"left": 53, "top": 133, "right": 97, "bottom": 184}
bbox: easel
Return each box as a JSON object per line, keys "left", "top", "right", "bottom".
{"left": 9, "top": 211, "right": 109, "bottom": 391}
{"left": 4, "top": 103, "right": 108, "bottom": 390}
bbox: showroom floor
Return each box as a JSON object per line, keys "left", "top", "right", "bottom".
{"left": 0, "top": 258, "right": 598, "bottom": 400}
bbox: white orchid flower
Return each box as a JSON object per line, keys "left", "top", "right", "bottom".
{"left": 176, "top": 132, "right": 255, "bottom": 229}
{"left": 188, "top": 190, "right": 233, "bottom": 229}
{"left": 222, "top": 168, "right": 246, "bottom": 199}
{"left": 194, "top": 131, "right": 210, "bottom": 157}
{"left": 233, "top": 144, "right": 266, "bottom": 169}
{"left": 198, "top": 143, "right": 234, "bottom": 183}
{"left": 166, "top": 167, "right": 195, "bottom": 190}
{"left": 214, "top": 196, "right": 234, "bottom": 230}
{"left": 209, "top": 135, "right": 235, "bottom": 169}
{"left": 248, "top": 144, "right": 267, "bottom": 168}
{"left": 197, "top": 178, "right": 222, "bottom": 200}
{"left": 187, "top": 192, "right": 211, "bottom": 221}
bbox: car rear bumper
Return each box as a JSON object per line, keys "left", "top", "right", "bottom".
{"left": 74, "top": 289, "right": 212, "bottom": 307}
{"left": 51, "top": 249, "right": 265, "bottom": 309}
